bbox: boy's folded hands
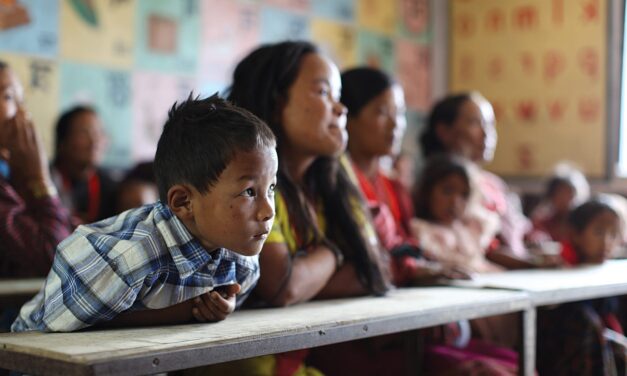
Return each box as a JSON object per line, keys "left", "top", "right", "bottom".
{"left": 192, "top": 283, "right": 241, "bottom": 322}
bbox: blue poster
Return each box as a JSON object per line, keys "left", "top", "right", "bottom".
{"left": 0, "top": 0, "right": 59, "bottom": 57}
{"left": 60, "top": 62, "right": 132, "bottom": 168}
{"left": 260, "top": 6, "right": 310, "bottom": 43}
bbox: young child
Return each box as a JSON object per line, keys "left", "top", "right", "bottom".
{"left": 530, "top": 163, "right": 590, "bottom": 243}
{"left": 411, "top": 154, "right": 503, "bottom": 274}
{"left": 12, "top": 94, "right": 278, "bottom": 332}
{"left": 115, "top": 161, "right": 158, "bottom": 214}
{"left": 537, "top": 198, "right": 624, "bottom": 375}
{"left": 560, "top": 199, "right": 620, "bottom": 265}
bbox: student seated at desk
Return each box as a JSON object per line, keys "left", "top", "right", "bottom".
{"left": 0, "top": 61, "right": 73, "bottom": 278}
{"left": 194, "top": 40, "right": 389, "bottom": 376}
{"left": 11, "top": 95, "right": 278, "bottom": 332}
{"left": 529, "top": 163, "right": 589, "bottom": 243}
{"left": 340, "top": 66, "right": 461, "bottom": 286}
{"left": 411, "top": 154, "right": 503, "bottom": 274}
{"left": 537, "top": 198, "right": 625, "bottom": 376}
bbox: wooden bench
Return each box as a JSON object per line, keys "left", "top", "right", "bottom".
{"left": 0, "top": 287, "right": 532, "bottom": 376}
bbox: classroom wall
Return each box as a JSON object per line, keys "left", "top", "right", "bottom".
{"left": 448, "top": 0, "right": 613, "bottom": 179}
{"left": 0, "top": 0, "right": 432, "bottom": 169}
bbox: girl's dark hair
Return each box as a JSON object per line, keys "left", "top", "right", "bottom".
{"left": 420, "top": 93, "right": 472, "bottom": 158}
{"left": 0, "top": 60, "right": 7, "bottom": 70}
{"left": 54, "top": 105, "right": 97, "bottom": 159}
{"left": 546, "top": 176, "right": 575, "bottom": 198}
{"left": 341, "top": 67, "right": 395, "bottom": 117}
{"left": 413, "top": 153, "right": 470, "bottom": 220}
{"left": 227, "top": 41, "right": 388, "bottom": 296}
{"left": 568, "top": 198, "right": 618, "bottom": 233}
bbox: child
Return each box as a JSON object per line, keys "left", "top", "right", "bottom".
{"left": 12, "top": 94, "right": 278, "bottom": 332}
{"left": 411, "top": 154, "right": 503, "bottom": 274}
{"left": 537, "top": 199, "right": 624, "bottom": 375}
{"left": 560, "top": 199, "right": 620, "bottom": 265}
{"left": 530, "top": 163, "right": 589, "bottom": 243}
{"left": 115, "top": 161, "right": 158, "bottom": 213}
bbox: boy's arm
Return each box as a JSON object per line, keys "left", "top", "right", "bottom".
{"left": 100, "top": 285, "right": 241, "bottom": 328}
{"left": 102, "top": 300, "right": 195, "bottom": 327}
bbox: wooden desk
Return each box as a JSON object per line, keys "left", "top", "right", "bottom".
{"left": 451, "top": 259, "right": 627, "bottom": 305}
{"left": 0, "top": 287, "right": 532, "bottom": 376}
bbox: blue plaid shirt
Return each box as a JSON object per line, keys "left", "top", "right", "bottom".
{"left": 11, "top": 201, "right": 259, "bottom": 332}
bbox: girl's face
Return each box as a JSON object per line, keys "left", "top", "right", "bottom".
{"left": 428, "top": 173, "right": 469, "bottom": 225}
{"left": 347, "top": 84, "right": 406, "bottom": 157}
{"left": 440, "top": 98, "right": 497, "bottom": 163}
{"left": 572, "top": 210, "right": 620, "bottom": 264}
{"left": 281, "top": 53, "right": 347, "bottom": 158}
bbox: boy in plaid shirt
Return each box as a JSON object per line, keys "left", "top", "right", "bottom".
{"left": 13, "top": 94, "right": 277, "bottom": 332}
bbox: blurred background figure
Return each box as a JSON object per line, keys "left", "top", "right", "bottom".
{"left": 50, "top": 105, "right": 117, "bottom": 223}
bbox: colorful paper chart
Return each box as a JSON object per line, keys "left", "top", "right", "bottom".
{"left": 60, "top": 0, "right": 134, "bottom": 68}
{"left": 450, "top": 0, "right": 607, "bottom": 177}
{"left": 0, "top": 0, "right": 59, "bottom": 58}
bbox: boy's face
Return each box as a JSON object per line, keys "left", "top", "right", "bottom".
{"left": 186, "top": 146, "right": 278, "bottom": 256}
{"left": 572, "top": 210, "right": 620, "bottom": 264}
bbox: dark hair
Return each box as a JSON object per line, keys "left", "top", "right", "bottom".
{"left": 341, "top": 67, "right": 395, "bottom": 117}
{"left": 122, "top": 161, "right": 155, "bottom": 185}
{"left": 413, "top": 153, "right": 470, "bottom": 220}
{"left": 420, "top": 93, "right": 472, "bottom": 158}
{"left": 228, "top": 41, "right": 388, "bottom": 296}
{"left": 54, "top": 105, "right": 97, "bottom": 156}
{"left": 546, "top": 176, "right": 575, "bottom": 198}
{"left": 0, "top": 60, "right": 7, "bottom": 70}
{"left": 154, "top": 93, "right": 276, "bottom": 202}
{"left": 568, "top": 198, "right": 618, "bottom": 234}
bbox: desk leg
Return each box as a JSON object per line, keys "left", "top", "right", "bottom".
{"left": 518, "top": 308, "right": 536, "bottom": 376}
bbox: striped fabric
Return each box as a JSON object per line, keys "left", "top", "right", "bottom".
{"left": 11, "top": 201, "right": 259, "bottom": 332}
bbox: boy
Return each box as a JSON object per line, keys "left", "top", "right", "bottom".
{"left": 12, "top": 94, "right": 278, "bottom": 332}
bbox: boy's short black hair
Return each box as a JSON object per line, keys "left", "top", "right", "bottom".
{"left": 568, "top": 198, "right": 618, "bottom": 233}
{"left": 154, "top": 93, "right": 276, "bottom": 202}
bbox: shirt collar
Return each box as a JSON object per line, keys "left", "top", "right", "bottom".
{"left": 154, "top": 201, "right": 218, "bottom": 278}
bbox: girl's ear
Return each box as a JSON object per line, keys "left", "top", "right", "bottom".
{"left": 167, "top": 184, "right": 194, "bottom": 220}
